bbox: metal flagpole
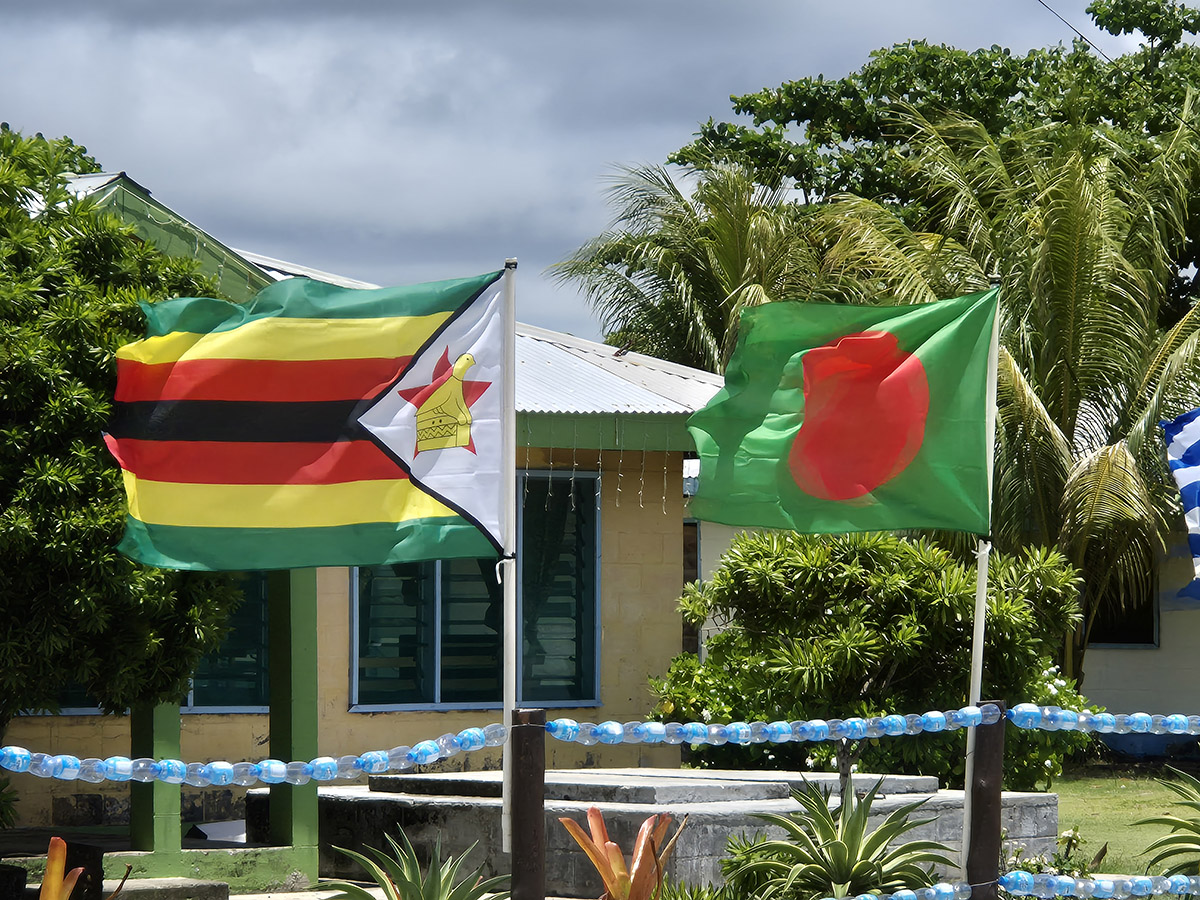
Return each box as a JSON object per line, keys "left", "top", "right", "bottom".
{"left": 961, "top": 538, "right": 992, "bottom": 860}
{"left": 962, "top": 282, "right": 1002, "bottom": 866}
{"left": 500, "top": 259, "right": 519, "bottom": 854}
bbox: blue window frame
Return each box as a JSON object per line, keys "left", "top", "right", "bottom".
{"left": 352, "top": 472, "right": 600, "bottom": 710}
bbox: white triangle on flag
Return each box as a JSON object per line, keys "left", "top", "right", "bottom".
{"left": 358, "top": 282, "right": 505, "bottom": 550}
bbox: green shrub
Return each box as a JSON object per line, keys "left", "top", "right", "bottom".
{"left": 652, "top": 532, "right": 1090, "bottom": 790}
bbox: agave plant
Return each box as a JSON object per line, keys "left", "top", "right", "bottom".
{"left": 559, "top": 807, "right": 688, "bottom": 900}
{"left": 320, "top": 829, "right": 509, "bottom": 900}
{"left": 1134, "top": 767, "right": 1200, "bottom": 874}
{"left": 722, "top": 779, "right": 955, "bottom": 900}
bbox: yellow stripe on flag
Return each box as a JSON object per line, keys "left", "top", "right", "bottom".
{"left": 117, "top": 312, "right": 453, "bottom": 365}
{"left": 123, "top": 472, "right": 458, "bottom": 528}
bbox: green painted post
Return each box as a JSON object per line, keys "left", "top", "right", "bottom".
{"left": 267, "top": 568, "right": 321, "bottom": 881}
{"left": 129, "top": 702, "right": 182, "bottom": 856}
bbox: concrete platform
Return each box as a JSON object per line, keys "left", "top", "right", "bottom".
{"left": 368, "top": 768, "right": 940, "bottom": 802}
{"left": 245, "top": 768, "right": 1058, "bottom": 898}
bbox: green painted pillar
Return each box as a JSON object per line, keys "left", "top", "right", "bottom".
{"left": 267, "top": 568, "right": 320, "bottom": 880}
{"left": 129, "top": 701, "right": 182, "bottom": 855}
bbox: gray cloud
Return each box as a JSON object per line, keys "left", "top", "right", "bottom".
{"left": 0, "top": 0, "right": 1130, "bottom": 339}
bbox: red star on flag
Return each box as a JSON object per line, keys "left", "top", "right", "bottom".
{"left": 397, "top": 347, "right": 493, "bottom": 454}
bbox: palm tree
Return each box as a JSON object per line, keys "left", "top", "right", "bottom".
{"left": 828, "top": 108, "right": 1200, "bottom": 679}
{"left": 561, "top": 114, "right": 1200, "bottom": 682}
{"left": 551, "top": 163, "right": 830, "bottom": 372}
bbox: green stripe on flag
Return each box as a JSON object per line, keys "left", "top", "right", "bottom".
{"left": 118, "top": 515, "right": 498, "bottom": 571}
{"left": 140, "top": 270, "right": 503, "bottom": 336}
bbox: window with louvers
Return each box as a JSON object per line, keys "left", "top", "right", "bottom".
{"left": 353, "top": 472, "right": 599, "bottom": 708}
{"left": 191, "top": 572, "right": 271, "bottom": 708}
{"left": 356, "top": 563, "right": 437, "bottom": 705}
{"left": 521, "top": 476, "right": 596, "bottom": 702}
{"left": 54, "top": 571, "right": 272, "bottom": 712}
{"left": 439, "top": 558, "right": 503, "bottom": 703}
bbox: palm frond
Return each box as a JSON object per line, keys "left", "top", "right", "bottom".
{"left": 993, "top": 346, "right": 1073, "bottom": 549}
{"left": 1058, "top": 441, "right": 1162, "bottom": 621}
{"left": 1125, "top": 307, "right": 1200, "bottom": 463}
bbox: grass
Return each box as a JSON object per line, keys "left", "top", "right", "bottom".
{"left": 1049, "top": 765, "right": 1184, "bottom": 876}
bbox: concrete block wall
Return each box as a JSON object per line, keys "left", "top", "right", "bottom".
{"left": 295, "top": 770, "right": 1058, "bottom": 897}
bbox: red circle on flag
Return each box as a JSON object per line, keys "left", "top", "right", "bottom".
{"left": 788, "top": 330, "right": 929, "bottom": 501}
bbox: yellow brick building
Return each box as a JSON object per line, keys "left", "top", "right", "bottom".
{"left": 4, "top": 201, "right": 723, "bottom": 828}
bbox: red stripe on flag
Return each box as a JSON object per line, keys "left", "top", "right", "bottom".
{"left": 108, "top": 438, "right": 409, "bottom": 485}
{"left": 115, "top": 357, "right": 412, "bottom": 402}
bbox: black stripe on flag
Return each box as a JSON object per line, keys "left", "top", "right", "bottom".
{"left": 109, "top": 400, "right": 370, "bottom": 443}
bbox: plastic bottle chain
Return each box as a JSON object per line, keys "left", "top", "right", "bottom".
{"left": 5, "top": 703, "right": 1198, "bottom": 786}
{"left": 545, "top": 704, "right": 1005, "bottom": 745}
{"left": 817, "top": 874, "right": 1200, "bottom": 900}
{"left": 0, "top": 724, "right": 507, "bottom": 787}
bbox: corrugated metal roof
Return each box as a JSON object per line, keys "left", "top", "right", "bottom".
{"left": 236, "top": 249, "right": 380, "bottom": 290}
{"left": 64, "top": 171, "right": 126, "bottom": 197}
{"left": 515, "top": 323, "right": 722, "bottom": 415}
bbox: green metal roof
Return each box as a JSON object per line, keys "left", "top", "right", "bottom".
{"left": 67, "top": 172, "right": 273, "bottom": 303}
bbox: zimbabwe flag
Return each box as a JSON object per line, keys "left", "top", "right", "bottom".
{"left": 106, "top": 270, "right": 507, "bottom": 571}
{"left": 689, "top": 289, "right": 998, "bottom": 535}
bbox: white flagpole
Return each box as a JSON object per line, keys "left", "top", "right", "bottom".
{"left": 500, "top": 259, "right": 519, "bottom": 854}
{"left": 962, "top": 284, "right": 1001, "bottom": 868}
{"left": 961, "top": 538, "right": 992, "bottom": 862}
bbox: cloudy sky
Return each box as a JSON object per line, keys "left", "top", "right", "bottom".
{"left": 3, "top": 1, "right": 1137, "bottom": 340}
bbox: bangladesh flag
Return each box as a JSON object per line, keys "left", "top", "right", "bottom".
{"left": 688, "top": 289, "right": 998, "bottom": 535}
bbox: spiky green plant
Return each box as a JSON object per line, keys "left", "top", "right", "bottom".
{"left": 658, "top": 882, "right": 728, "bottom": 900}
{"left": 319, "top": 830, "right": 509, "bottom": 900}
{"left": 722, "top": 779, "right": 955, "bottom": 900}
{"left": 1134, "top": 767, "right": 1200, "bottom": 874}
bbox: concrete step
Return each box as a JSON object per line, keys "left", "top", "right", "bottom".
{"left": 26, "top": 878, "right": 228, "bottom": 900}
{"left": 370, "top": 769, "right": 792, "bottom": 803}
{"left": 367, "top": 767, "right": 941, "bottom": 802}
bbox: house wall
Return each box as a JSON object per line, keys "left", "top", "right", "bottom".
{"left": 5, "top": 449, "right": 690, "bottom": 827}
{"left": 696, "top": 521, "right": 746, "bottom": 580}
{"left": 1081, "top": 531, "right": 1200, "bottom": 717}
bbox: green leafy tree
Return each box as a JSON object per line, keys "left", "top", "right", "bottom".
{"left": 0, "top": 126, "right": 241, "bottom": 736}
{"left": 651, "top": 531, "right": 1089, "bottom": 791}
{"left": 672, "top": 0, "right": 1200, "bottom": 322}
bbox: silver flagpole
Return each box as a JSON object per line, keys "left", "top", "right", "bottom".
{"left": 500, "top": 259, "right": 519, "bottom": 854}
{"left": 962, "top": 283, "right": 1001, "bottom": 868}
{"left": 961, "top": 537, "right": 992, "bottom": 863}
